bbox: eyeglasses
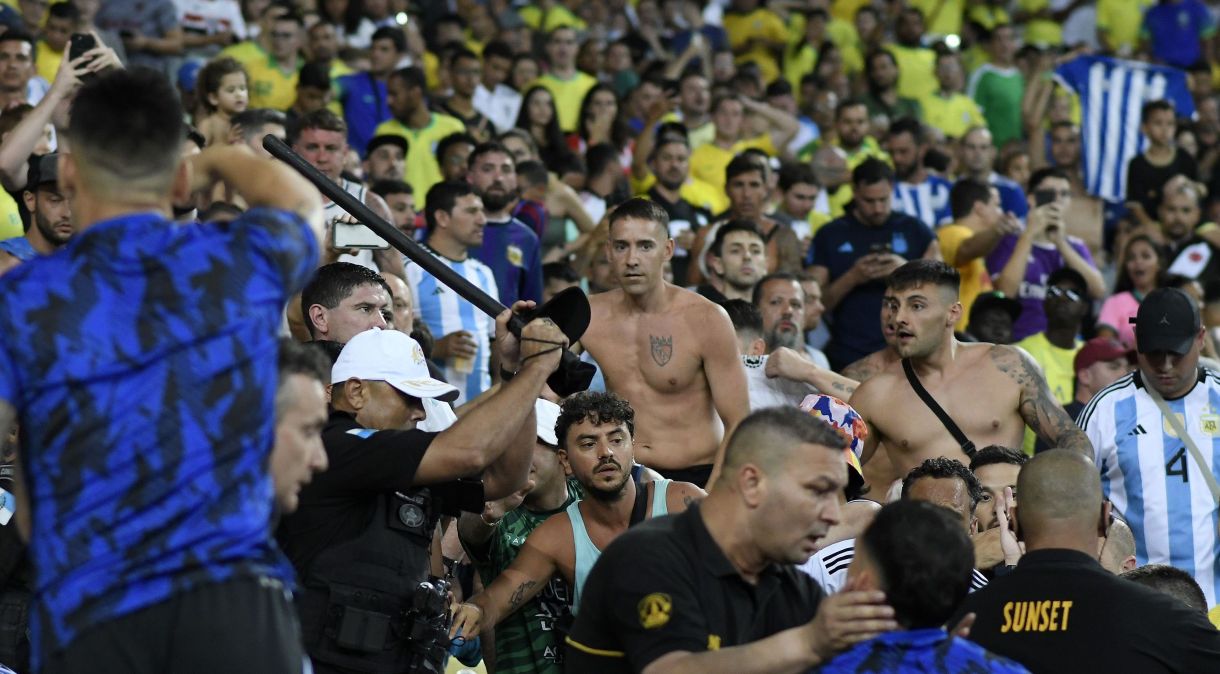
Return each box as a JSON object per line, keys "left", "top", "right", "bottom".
{"left": 1046, "top": 286, "right": 1082, "bottom": 302}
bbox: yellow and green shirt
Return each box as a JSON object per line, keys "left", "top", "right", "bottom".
{"left": 221, "top": 41, "right": 298, "bottom": 111}
{"left": 373, "top": 112, "right": 467, "bottom": 198}
{"left": 689, "top": 133, "right": 778, "bottom": 201}
{"left": 534, "top": 71, "right": 597, "bottom": 133}
{"left": 921, "top": 92, "right": 987, "bottom": 139}
{"left": 723, "top": 7, "right": 788, "bottom": 84}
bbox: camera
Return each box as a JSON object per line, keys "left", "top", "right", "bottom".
{"left": 401, "top": 578, "right": 453, "bottom": 673}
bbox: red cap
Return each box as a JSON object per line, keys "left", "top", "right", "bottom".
{"left": 1074, "top": 337, "right": 1136, "bottom": 373}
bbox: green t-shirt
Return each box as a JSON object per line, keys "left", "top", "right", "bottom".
{"left": 475, "top": 480, "right": 583, "bottom": 674}
{"left": 968, "top": 64, "right": 1026, "bottom": 148}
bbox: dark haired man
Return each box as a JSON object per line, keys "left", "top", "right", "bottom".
{"left": 902, "top": 457, "right": 993, "bottom": 591}
{"left": 436, "top": 131, "right": 475, "bottom": 183}
{"left": 816, "top": 501, "right": 1026, "bottom": 673}
{"left": 467, "top": 141, "right": 543, "bottom": 307}
{"left": 938, "top": 179, "right": 1017, "bottom": 330}
{"left": 577, "top": 197, "right": 749, "bottom": 488}
{"left": 410, "top": 180, "right": 497, "bottom": 404}
{"left": 374, "top": 66, "right": 465, "bottom": 197}
{"left": 640, "top": 133, "right": 714, "bottom": 283}
{"left": 0, "top": 31, "right": 43, "bottom": 109}
{"left": 230, "top": 108, "right": 287, "bottom": 158}
{"left": 300, "top": 261, "right": 393, "bottom": 343}
{"left": 0, "top": 68, "right": 323, "bottom": 672}
{"left": 270, "top": 339, "right": 330, "bottom": 514}
{"left": 698, "top": 219, "right": 766, "bottom": 304}
{"left": 564, "top": 406, "right": 898, "bottom": 672}
{"left": 369, "top": 177, "right": 415, "bottom": 231}
{"left": 448, "top": 391, "right": 704, "bottom": 646}
{"left": 0, "top": 154, "right": 71, "bottom": 274}
{"left": 363, "top": 134, "right": 408, "bottom": 183}
{"left": 808, "top": 157, "right": 940, "bottom": 369}
{"left": 291, "top": 108, "right": 399, "bottom": 276}
{"left": 886, "top": 116, "right": 952, "bottom": 228}
{"left": 849, "top": 260, "right": 1091, "bottom": 495}
{"left": 335, "top": 26, "right": 406, "bottom": 155}
{"left": 1122, "top": 565, "right": 1210, "bottom": 616}
{"left": 439, "top": 47, "right": 493, "bottom": 140}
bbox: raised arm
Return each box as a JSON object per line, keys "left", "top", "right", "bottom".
{"left": 990, "top": 345, "right": 1093, "bottom": 458}
{"left": 741, "top": 97, "right": 800, "bottom": 156}
{"left": 189, "top": 144, "right": 325, "bottom": 244}
{"left": 449, "top": 517, "right": 565, "bottom": 638}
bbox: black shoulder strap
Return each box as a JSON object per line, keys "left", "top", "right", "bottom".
{"left": 629, "top": 481, "right": 650, "bottom": 526}
{"left": 902, "top": 358, "right": 977, "bottom": 458}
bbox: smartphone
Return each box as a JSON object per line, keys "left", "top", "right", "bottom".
{"left": 69, "top": 33, "right": 98, "bottom": 81}
{"left": 1034, "top": 188, "right": 1058, "bottom": 207}
{"left": 869, "top": 242, "right": 892, "bottom": 255}
{"left": 333, "top": 222, "right": 390, "bottom": 250}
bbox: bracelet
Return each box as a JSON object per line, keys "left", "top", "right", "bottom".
{"left": 481, "top": 512, "right": 502, "bottom": 527}
{"left": 500, "top": 367, "right": 516, "bottom": 382}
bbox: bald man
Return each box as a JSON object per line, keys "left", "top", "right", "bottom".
{"left": 564, "top": 407, "right": 898, "bottom": 673}
{"left": 953, "top": 451, "right": 1220, "bottom": 672}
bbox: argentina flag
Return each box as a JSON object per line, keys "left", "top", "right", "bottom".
{"left": 1055, "top": 55, "right": 1195, "bottom": 202}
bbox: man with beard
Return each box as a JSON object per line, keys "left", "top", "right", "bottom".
{"left": 861, "top": 51, "right": 922, "bottom": 133}
{"left": 0, "top": 154, "right": 71, "bottom": 274}
{"left": 467, "top": 141, "right": 543, "bottom": 307}
{"left": 753, "top": 272, "right": 829, "bottom": 368}
{"left": 697, "top": 220, "right": 765, "bottom": 304}
{"left": 849, "top": 260, "right": 1091, "bottom": 494}
{"left": 643, "top": 132, "right": 714, "bottom": 284}
{"left": 808, "top": 158, "right": 940, "bottom": 369}
{"left": 447, "top": 392, "right": 704, "bottom": 640}
{"left": 373, "top": 66, "right": 465, "bottom": 198}
{"left": 887, "top": 117, "right": 952, "bottom": 228}
{"left": 956, "top": 126, "right": 1028, "bottom": 219}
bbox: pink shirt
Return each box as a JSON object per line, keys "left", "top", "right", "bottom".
{"left": 1097, "top": 291, "right": 1141, "bottom": 348}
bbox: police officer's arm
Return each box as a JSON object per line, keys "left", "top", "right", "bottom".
{"left": 188, "top": 145, "right": 325, "bottom": 247}
{"left": 990, "top": 345, "right": 1094, "bottom": 459}
{"left": 415, "top": 313, "right": 565, "bottom": 499}
{"left": 0, "top": 403, "right": 25, "bottom": 542}
{"left": 449, "top": 513, "right": 567, "bottom": 639}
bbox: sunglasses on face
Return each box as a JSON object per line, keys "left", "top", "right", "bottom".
{"left": 1046, "top": 286, "right": 1082, "bottom": 303}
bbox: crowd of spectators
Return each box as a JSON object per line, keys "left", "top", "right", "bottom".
{"left": 3, "top": 0, "right": 1220, "bottom": 673}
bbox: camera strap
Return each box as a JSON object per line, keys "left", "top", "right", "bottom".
{"left": 902, "top": 358, "right": 977, "bottom": 459}
{"left": 1145, "top": 383, "right": 1220, "bottom": 502}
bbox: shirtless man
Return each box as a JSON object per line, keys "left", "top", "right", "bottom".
{"left": 850, "top": 260, "right": 1091, "bottom": 493}
{"left": 578, "top": 198, "right": 749, "bottom": 487}
{"left": 447, "top": 391, "right": 703, "bottom": 639}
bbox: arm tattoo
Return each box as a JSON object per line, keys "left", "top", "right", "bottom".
{"left": 830, "top": 379, "right": 857, "bottom": 396}
{"left": 841, "top": 357, "right": 876, "bottom": 384}
{"left": 650, "top": 335, "right": 673, "bottom": 366}
{"left": 683, "top": 495, "right": 696, "bottom": 507}
{"left": 508, "top": 580, "right": 538, "bottom": 612}
{"left": 989, "top": 346, "right": 1094, "bottom": 457}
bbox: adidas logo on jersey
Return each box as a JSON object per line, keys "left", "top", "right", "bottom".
{"left": 1128, "top": 424, "right": 1147, "bottom": 436}
{"left": 432, "top": 286, "right": 446, "bottom": 295}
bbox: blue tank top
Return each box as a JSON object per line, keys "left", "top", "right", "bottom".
{"left": 567, "top": 479, "right": 670, "bottom": 613}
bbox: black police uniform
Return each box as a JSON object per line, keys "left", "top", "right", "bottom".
{"left": 564, "top": 503, "right": 823, "bottom": 673}
{"left": 952, "top": 549, "right": 1220, "bottom": 673}
{"left": 275, "top": 411, "right": 481, "bottom": 674}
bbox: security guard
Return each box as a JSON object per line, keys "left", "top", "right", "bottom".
{"left": 952, "top": 450, "right": 1220, "bottom": 672}
{"left": 564, "top": 407, "right": 899, "bottom": 673}
{"left": 277, "top": 315, "right": 566, "bottom": 674}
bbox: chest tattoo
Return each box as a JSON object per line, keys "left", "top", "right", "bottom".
{"left": 650, "top": 334, "right": 673, "bottom": 366}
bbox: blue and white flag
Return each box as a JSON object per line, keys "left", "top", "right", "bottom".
{"left": 1055, "top": 55, "right": 1195, "bottom": 202}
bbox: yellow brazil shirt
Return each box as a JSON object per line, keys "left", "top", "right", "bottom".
{"left": 826, "top": 18, "right": 864, "bottom": 76}
{"left": 1018, "top": 0, "right": 1062, "bottom": 47}
{"left": 0, "top": 190, "right": 22, "bottom": 241}
{"left": 689, "top": 134, "right": 777, "bottom": 201}
{"left": 518, "top": 4, "right": 587, "bottom": 32}
{"left": 35, "top": 40, "right": 62, "bottom": 85}
{"left": 373, "top": 113, "right": 467, "bottom": 199}
{"left": 327, "top": 58, "right": 353, "bottom": 117}
{"left": 911, "top": 0, "right": 965, "bottom": 38}
{"left": 921, "top": 92, "right": 986, "bottom": 140}
{"left": 723, "top": 8, "right": 788, "bottom": 84}
{"left": 887, "top": 44, "right": 937, "bottom": 102}
{"left": 937, "top": 223, "right": 992, "bottom": 330}
{"left": 1016, "top": 332, "right": 1082, "bottom": 454}
{"left": 1097, "top": 0, "right": 1155, "bottom": 54}
{"left": 534, "top": 71, "right": 597, "bottom": 133}
{"left": 221, "top": 41, "right": 298, "bottom": 111}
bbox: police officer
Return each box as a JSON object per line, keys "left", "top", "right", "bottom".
{"left": 276, "top": 307, "right": 567, "bottom": 674}
{"left": 952, "top": 450, "right": 1220, "bottom": 672}
{"left": 564, "top": 407, "right": 900, "bottom": 673}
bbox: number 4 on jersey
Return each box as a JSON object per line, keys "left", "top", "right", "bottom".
{"left": 1166, "top": 447, "right": 1189, "bottom": 482}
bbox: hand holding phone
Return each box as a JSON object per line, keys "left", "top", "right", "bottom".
{"left": 68, "top": 34, "right": 98, "bottom": 81}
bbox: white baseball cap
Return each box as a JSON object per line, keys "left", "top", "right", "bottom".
{"left": 331, "top": 328, "right": 460, "bottom": 403}
{"left": 535, "top": 399, "right": 561, "bottom": 447}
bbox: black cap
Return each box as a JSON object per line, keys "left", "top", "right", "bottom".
{"left": 970, "top": 291, "right": 1022, "bottom": 324}
{"left": 365, "top": 134, "right": 408, "bottom": 157}
{"left": 1132, "top": 288, "right": 1201, "bottom": 355}
{"left": 25, "top": 153, "right": 58, "bottom": 191}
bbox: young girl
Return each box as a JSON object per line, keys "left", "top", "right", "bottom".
{"left": 195, "top": 57, "right": 249, "bottom": 147}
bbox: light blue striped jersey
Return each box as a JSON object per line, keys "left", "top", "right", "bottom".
{"left": 1054, "top": 55, "right": 1195, "bottom": 202}
{"left": 893, "top": 174, "right": 953, "bottom": 228}
{"left": 1078, "top": 368, "right": 1220, "bottom": 607}
{"left": 406, "top": 249, "right": 498, "bottom": 405}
